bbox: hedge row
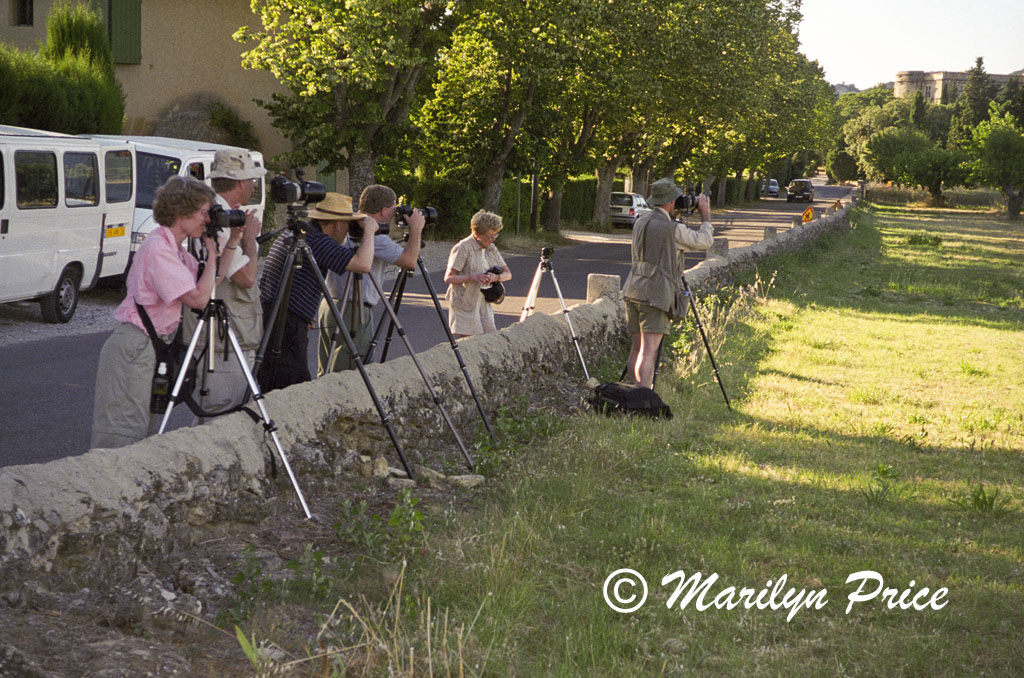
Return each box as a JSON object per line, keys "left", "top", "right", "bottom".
{"left": 0, "top": 45, "right": 124, "bottom": 134}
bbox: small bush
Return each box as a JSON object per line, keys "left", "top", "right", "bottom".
{"left": 0, "top": 2, "right": 123, "bottom": 133}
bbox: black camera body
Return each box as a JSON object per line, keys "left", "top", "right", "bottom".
{"left": 350, "top": 205, "right": 439, "bottom": 240}
{"left": 674, "top": 192, "right": 700, "bottom": 215}
{"left": 395, "top": 205, "right": 438, "bottom": 226}
{"left": 349, "top": 220, "right": 385, "bottom": 240}
{"left": 481, "top": 266, "right": 505, "bottom": 304}
{"left": 205, "top": 204, "right": 246, "bottom": 238}
{"left": 269, "top": 173, "right": 327, "bottom": 205}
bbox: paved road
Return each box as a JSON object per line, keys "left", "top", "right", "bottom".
{"left": 0, "top": 177, "right": 851, "bottom": 467}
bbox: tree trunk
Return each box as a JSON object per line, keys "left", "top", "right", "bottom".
{"left": 593, "top": 160, "right": 619, "bottom": 226}
{"left": 632, "top": 160, "right": 654, "bottom": 199}
{"left": 482, "top": 161, "right": 505, "bottom": 212}
{"left": 1006, "top": 186, "right": 1023, "bottom": 219}
{"left": 347, "top": 151, "right": 377, "bottom": 199}
{"left": 543, "top": 186, "right": 563, "bottom": 233}
{"left": 716, "top": 175, "right": 727, "bottom": 208}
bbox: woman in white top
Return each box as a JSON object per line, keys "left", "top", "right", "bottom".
{"left": 443, "top": 210, "right": 512, "bottom": 337}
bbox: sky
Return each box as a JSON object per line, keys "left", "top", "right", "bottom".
{"left": 797, "top": 0, "right": 1024, "bottom": 90}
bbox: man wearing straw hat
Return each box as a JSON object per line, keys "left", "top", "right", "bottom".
{"left": 257, "top": 192, "right": 378, "bottom": 392}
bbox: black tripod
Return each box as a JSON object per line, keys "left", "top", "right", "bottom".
{"left": 157, "top": 251, "right": 313, "bottom": 520}
{"left": 519, "top": 247, "right": 590, "bottom": 380}
{"left": 679, "top": 274, "right": 731, "bottom": 409}
{"left": 255, "top": 211, "right": 474, "bottom": 478}
{"left": 361, "top": 247, "right": 496, "bottom": 441}
{"left": 620, "top": 276, "right": 730, "bottom": 410}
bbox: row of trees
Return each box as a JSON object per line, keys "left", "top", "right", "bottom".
{"left": 825, "top": 58, "right": 1024, "bottom": 217}
{"left": 236, "top": 0, "right": 834, "bottom": 229}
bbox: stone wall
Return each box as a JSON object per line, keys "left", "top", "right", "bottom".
{"left": 0, "top": 202, "right": 855, "bottom": 586}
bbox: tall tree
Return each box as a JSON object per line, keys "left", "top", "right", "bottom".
{"left": 971, "top": 105, "right": 1024, "bottom": 218}
{"left": 416, "top": 0, "right": 575, "bottom": 211}
{"left": 947, "top": 57, "right": 999, "bottom": 149}
{"left": 236, "top": 0, "right": 457, "bottom": 196}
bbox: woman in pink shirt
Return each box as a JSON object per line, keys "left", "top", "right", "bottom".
{"left": 90, "top": 176, "right": 236, "bottom": 449}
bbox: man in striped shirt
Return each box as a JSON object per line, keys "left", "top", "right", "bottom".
{"left": 257, "top": 193, "right": 377, "bottom": 392}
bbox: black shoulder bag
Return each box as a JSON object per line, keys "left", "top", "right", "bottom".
{"left": 135, "top": 303, "right": 192, "bottom": 414}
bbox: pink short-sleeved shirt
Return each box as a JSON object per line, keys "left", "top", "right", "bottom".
{"left": 113, "top": 226, "right": 200, "bottom": 336}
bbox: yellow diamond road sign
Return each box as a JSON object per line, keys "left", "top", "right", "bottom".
{"left": 802, "top": 206, "right": 814, "bottom": 223}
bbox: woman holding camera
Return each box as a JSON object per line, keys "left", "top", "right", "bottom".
{"left": 90, "top": 176, "right": 238, "bottom": 449}
{"left": 444, "top": 210, "right": 512, "bottom": 337}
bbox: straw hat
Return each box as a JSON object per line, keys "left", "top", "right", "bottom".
{"left": 307, "top": 192, "right": 368, "bottom": 221}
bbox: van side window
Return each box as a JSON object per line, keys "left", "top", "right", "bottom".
{"left": 188, "top": 163, "right": 204, "bottom": 180}
{"left": 136, "top": 152, "right": 180, "bottom": 210}
{"left": 105, "top": 150, "right": 133, "bottom": 203}
{"left": 15, "top": 151, "right": 58, "bottom": 209}
{"left": 64, "top": 152, "right": 99, "bottom": 207}
{"left": 0, "top": 153, "right": 5, "bottom": 209}
{"left": 248, "top": 176, "right": 263, "bottom": 207}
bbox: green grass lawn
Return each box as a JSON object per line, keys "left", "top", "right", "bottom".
{"left": 236, "top": 204, "right": 1024, "bottom": 676}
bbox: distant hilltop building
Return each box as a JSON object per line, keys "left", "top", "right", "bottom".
{"left": 895, "top": 70, "right": 1024, "bottom": 104}
{"left": 833, "top": 83, "right": 860, "bottom": 97}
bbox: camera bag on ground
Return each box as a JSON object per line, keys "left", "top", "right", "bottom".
{"left": 136, "top": 303, "right": 193, "bottom": 413}
{"left": 588, "top": 381, "right": 672, "bottom": 419}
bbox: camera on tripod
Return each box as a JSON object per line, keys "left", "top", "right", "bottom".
{"left": 205, "top": 204, "right": 246, "bottom": 237}
{"left": 269, "top": 173, "right": 327, "bottom": 205}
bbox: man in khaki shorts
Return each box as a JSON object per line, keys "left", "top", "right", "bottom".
{"left": 622, "top": 178, "right": 714, "bottom": 388}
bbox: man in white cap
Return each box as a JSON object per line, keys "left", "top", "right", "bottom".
{"left": 622, "top": 178, "right": 714, "bottom": 389}
{"left": 187, "top": 148, "right": 266, "bottom": 421}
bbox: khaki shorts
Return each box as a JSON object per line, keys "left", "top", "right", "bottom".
{"left": 626, "top": 300, "right": 671, "bottom": 335}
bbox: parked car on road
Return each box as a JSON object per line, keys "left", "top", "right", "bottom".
{"left": 786, "top": 179, "right": 814, "bottom": 203}
{"left": 762, "top": 179, "right": 779, "bottom": 197}
{"left": 609, "top": 192, "right": 650, "bottom": 227}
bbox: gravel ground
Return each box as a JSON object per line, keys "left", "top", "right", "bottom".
{"left": 0, "top": 237, "right": 456, "bottom": 348}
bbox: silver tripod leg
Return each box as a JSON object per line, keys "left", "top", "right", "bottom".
{"left": 157, "top": 309, "right": 313, "bottom": 520}
{"left": 547, "top": 270, "right": 591, "bottom": 380}
{"left": 158, "top": 315, "right": 206, "bottom": 435}
{"left": 223, "top": 323, "right": 313, "bottom": 519}
{"left": 519, "top": 261, "right": 545, "bottom": 322}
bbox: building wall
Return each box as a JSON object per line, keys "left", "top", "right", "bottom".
{"left": 1, "top": 0, "right": 290, "bottom": 161}
{"left": 895, "top": 69, "right": 1023, "bottom": 104}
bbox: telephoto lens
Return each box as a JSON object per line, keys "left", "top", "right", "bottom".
{"left": 395, "top": 205, "right": 438, "bottom": 225}
{"left": 207, "top": 204, "right": 246, "bottom": 236}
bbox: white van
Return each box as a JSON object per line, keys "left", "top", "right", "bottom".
{"left": 0, "top": 126, "right": 135, "bottom": 323}
{"left": 82, "top": 135, "right": 265, "bottom": 268}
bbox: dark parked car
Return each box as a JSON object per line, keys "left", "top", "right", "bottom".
{"left": 609, "top": 192, "right": 650, "bottom": 227}
{"left": 786, "top": 179, "right": 814, "bottom": 203}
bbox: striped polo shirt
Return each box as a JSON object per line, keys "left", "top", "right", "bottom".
{"left": 259, "top": 223, "right": 355, "bottom": 324}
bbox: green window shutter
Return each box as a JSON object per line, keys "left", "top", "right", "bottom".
{"left": 109, "top": 0, "right": 141, "bottom": 65}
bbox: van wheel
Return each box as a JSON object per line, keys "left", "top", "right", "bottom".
{"left": 39, "top": 266, "right": 81, "bottom": 323}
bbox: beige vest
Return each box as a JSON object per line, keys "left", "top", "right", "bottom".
{"left": 622, "top": 209, "right": 686, "bottom": 318}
